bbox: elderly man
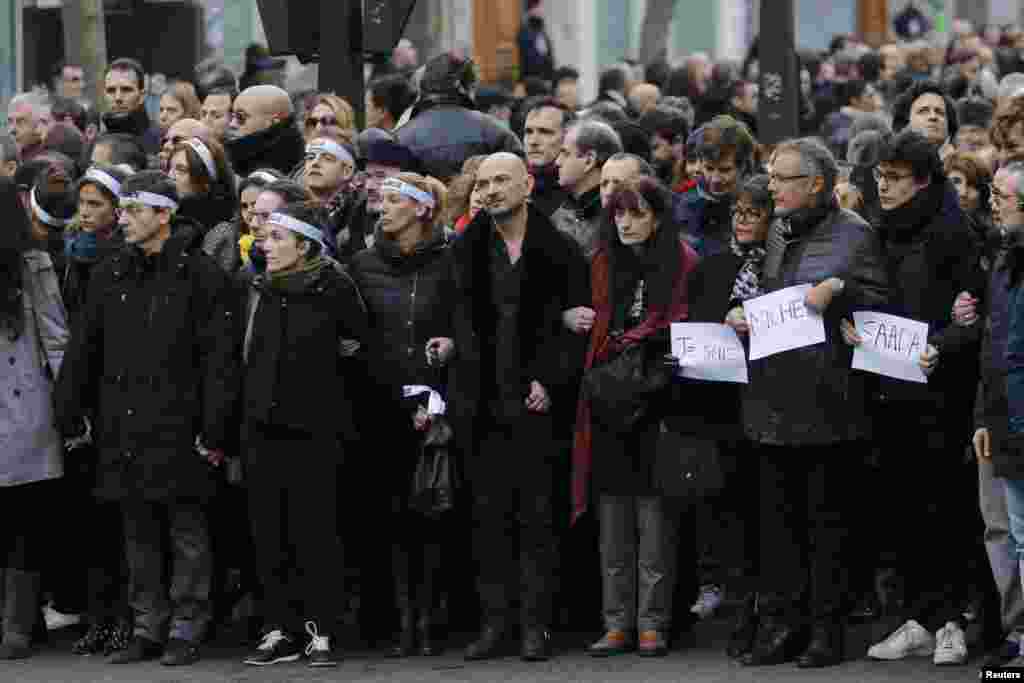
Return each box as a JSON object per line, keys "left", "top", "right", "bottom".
{"left": 158, "top": 118, "right": 212, "bottom": 172}
{"left": 452, "top": 152, "right": 588, "bottom": 663}
{"left": 226, "top": 85, "right": 305, "bottom": 177}
{"left": 552, "top": 119, "right": 623, "bottom": 262}
{"left": 523, "top": 98, "right": 574, "bottom": 216}
{"left": 737, "top": 138, "right": 887, "bottom": 669}
{"left": 103, "top": 58, "right": 162, "bottom": 154}
{"left": 7, "top": 93, "right": 46, "bottom": 162}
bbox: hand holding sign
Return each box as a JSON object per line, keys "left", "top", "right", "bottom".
{"left": 850, "top": 311, "right": 929, "bottom": 384}
{"left": 742, "top": 284, "right": 826, "bottom": 360}
{"left": 671, "top": 323, "right": 748, "bottom": 384}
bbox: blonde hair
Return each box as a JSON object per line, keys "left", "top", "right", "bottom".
{"left": 163, "top": 81, "right": 202, "bottom": 120}
{"left": 392, "top": 171, "right": 448, "bottom": 232}
{"left": 305, "top": 94, "right": 356, "bottom": 143}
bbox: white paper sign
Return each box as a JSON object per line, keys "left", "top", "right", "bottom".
{"left": 851, "top": 311, "right": 928, "bottom": 384}
{"left": 671, "top": 323, "right": 749, "bottom": 384}
{"left": 742, "top": 284, "right": 826, "bottom": 360}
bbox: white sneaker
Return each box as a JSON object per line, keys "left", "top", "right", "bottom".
{"left": 933, "top": 621, "right": 967, "bottom": 666}
{"left": 689, "top": 584, "right": 724, "bottom": 619}
{"left": 867, "top": 619, "right": 936, "bottom": 660}
{"left": 43, "top": 603, "right": 81, "bottom": 631}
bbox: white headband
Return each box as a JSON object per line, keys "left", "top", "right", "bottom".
{"left": 31, "top": 187, "right": 70, "bottom": 228}
{"left": 380, "top": 178, "right": 436, "bottom": 208}
{"left": 248, "top": 170, "right": 278, "bottom": 184}
{"left": 183, "top": 138, "right": 218, "bottom": 181}
{"left": 306, "top": 139, "right": 354, "bottom": 167}
{"left": 122, "top": 191, "right": 179, "bottom": 211}
{"left": 83, "top": 168, "right": 122, "bottom": 199}
{"left": 267, "top": 212, "right": 326, "bottom": 247}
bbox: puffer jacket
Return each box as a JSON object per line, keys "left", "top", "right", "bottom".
{"left": 743, "top": 203, "right": 889, "bottom": 446}
{"left": 396, "top": 94, "right": 523, "bottom": 183}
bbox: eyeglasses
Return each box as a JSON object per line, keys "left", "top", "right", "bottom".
{"left": 872, "top": 169, "right": 914, "bottom": 185}
{"left": 733, "top": 206, "right": 768, "bottom": 223}
{"left": 768, "top": 173, "right": 810, "bottom": 186}
{"left": 306, "top": 116, "right": 339, "bottom": 128}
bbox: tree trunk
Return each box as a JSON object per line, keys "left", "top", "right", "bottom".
{"left": 638, "top": 0, "right": 676, "bottom": 66}
{"left": 61, "top": 0, "right": 107, "bottom": 110}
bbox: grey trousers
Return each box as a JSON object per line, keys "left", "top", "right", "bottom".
{"left": 979, "top": 458, "right": 1024, "bottom": 636}
{"left": 599, "top": 495, "right": 678, "bottom": 632}
{"left": 122, "top": 500, "right": 212, "bottom": 644}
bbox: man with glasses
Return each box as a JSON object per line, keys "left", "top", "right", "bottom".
{"left": 225, "top": 85, "right": 305, "bottom": 178}
{"left": 56, "top": 170, "right": 240, "bottom": 666}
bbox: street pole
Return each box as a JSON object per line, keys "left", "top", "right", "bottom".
{"left": 756, "top": 0, "right": 799, "bottom": 145}
{"left": 319, "top": 0, "right": 365, "bottom": 130}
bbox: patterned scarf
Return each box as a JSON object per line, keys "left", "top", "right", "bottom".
{"left": 729, "top": 236, "right": 767, "bottom": 304}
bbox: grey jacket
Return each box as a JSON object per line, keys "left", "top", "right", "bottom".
{"left": 0, "top": 250, "right": 68, "bottom": 487}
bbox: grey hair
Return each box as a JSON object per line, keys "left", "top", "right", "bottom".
{"left": 0, "top": 134, "right": 16, "bottom": 164}
{"left": 1001, "top": 161, "right": 1024, "bottom": 207}
{"left": 9, "top": 92, "right": 46, "bottom": 120}
{"left": 605, "top": 152, "right": 654, "bottom": 178}
{"left": 567, "top": 119, "right": 624, "bottom": 167}
{"left": 776, "top": 137, "right": 839, "bottom": 203}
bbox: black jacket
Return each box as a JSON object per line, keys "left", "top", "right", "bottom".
{"left": 529, "top": 164, "right": 568, "bottom": 218}
{"left": 60, "top": 231, "right": 124, "bottom": 319}
{"left": 336, "top": 198, "right": 376, "bottom": 265}
{"left": 396, "top": 94, "right": 523, "bottom": 183}
{"left": 226, "top": 116, "right": 306, "bottom": 177}
{"left": 350, "top": 228, "right": 455, "bottom": 398}
{"left": 55, "top": 219, "right": 242, "bottom": 502}
{"left": 743, "top": 204, "right": 889, "bottom": 446}
{"left": 448, "top": 205, "right": 589, "bottom": 449}
{"left": 243, "top": 262, "right": 369, "bottom": 442}
{"left": 102, "top": 106, "right": 162, "bottom": 155}
{"left": 178, "top": 192, "right": 237, "bottom": 236}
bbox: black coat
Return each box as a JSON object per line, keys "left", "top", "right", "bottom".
{"left": 396, "top": 95, "right": 523, "bottom": 183}
{"left": 102, "top": 106, "right": 162, "bottom": 155}
{"left": 663, "top": 250, "right": 745, "bottom": 440}
{"left": 530, "top": 165, "right": 569, "bottom": 218}
{"left": 178, "top": 192, "right": 237, "bottom": 236}
{"left": 60, "top": 232, "right": 124, "bottom": 319}
{"left": 978, "top": 247, "right": 1018, "bottom": 478}
{"left": 350, "top": 228, "right": 455, "bottom": 398}
{"left": 448, "top": 205, "right": 590, "bottom": 453}
{"left": 226, "top": 116, "right": 306, "bottom": 178}
{"left": 243, "top": 262, "right": 368, "bottom": 443}
{"left": 55, "top": 219, "right": 242, "bottom": 502}
{"left": 743, "top": 204, "right": 889, "bottom": 446}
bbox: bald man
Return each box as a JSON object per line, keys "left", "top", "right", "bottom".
{"left": 158, "top": 118, "right": 212, "bottom": 172}
{"left": 453, "top": 151, "right": 588, "bottom": 664}
{"left": 225, "top": 85, "right": 305, "bottom": 176}
{"left": 628, "top": 83, "right": 661, "bottom": 116}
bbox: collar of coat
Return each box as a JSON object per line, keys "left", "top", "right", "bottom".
{"left": 225, "top": 115, "right": 304, "bottom": 172}
{"left": 109, "top": 217, "right": 203, "bottom": 281}
{"left": 102, "top": 105, "right": 153, "bottom": 138}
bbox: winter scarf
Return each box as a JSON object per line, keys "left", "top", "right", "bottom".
{"left": 728, "top": 236, "right": 767, "bottom": 304}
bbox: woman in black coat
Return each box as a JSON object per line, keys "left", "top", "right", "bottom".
{"left": 665, "top": 175, "right": 772, "bottom": 659}
{"left": 350, "top": 173, "right": 456, "bottom": 657}
{"left": 167, "top": 137, "right": 237, "bottom": 234}
{"left": 241, "top": 201, "right": 368, "bottom": 669}
{"left": 202, "top": 168, "right": 284, "bottom": 274}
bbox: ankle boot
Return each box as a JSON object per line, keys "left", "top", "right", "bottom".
{"left": 740, "top": 616, "right": 808, "bottom": 666}
{"left": 0, "top": 569, "right": 39, "bottom": 659}
{"left": 390, "top": 608, "right": 416, "bottom": 657}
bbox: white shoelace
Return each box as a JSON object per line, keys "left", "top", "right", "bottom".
{"left": 305, "top": 621, "right": 329, "bottom": 655}
{"left": 258, "top": 629, "right": 286, "bottom": 651}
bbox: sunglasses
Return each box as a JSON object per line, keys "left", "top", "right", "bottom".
{"left": 306, "top": 116, "right": 339, "bottom": 128}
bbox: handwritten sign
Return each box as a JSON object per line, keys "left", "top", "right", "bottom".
{"left": 671, "top": 323, "right": 748, "bottom": 384}
{"left": 851, "top": 311, "right": 928, "bottom": 384}
{"left": 743, "top": 284, "right": 826, "bottom": 360}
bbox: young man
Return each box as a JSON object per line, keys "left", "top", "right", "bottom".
{"left": 102, "top": 58, "right": 162, "bottom": 154}
{"left": 55, "top": 171, "right": 241, "bottom": 667}
{"left": 523, "top": 98, "right": 574, "bottom": 216}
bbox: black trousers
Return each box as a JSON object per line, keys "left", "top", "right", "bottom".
{"left": 695, "top": 439, "right": 760, "bottom": 587}
{"left": 468, "top": 413, "right": 558, "bottom": 630}
{"left": 0, "top": 479, "right": 55, "bottom": 571}
{"left": 245, "top": 422, "right": 344, "bottom": 636}
{"left": 756, "top": 442, "right": 856, "bottom": 623}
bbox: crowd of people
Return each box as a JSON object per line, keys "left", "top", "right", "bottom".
{"left": 7, "top": 10, "right": 1024, "bottom": 674}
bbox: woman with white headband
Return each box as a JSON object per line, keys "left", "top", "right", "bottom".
{"left": 349, "top": 172, "right": 456, "bottom": 657}
{"left": 242, "top": 201, "right": 368, "bottom": 668}
{"left": 202, "top": 167, "right": 284, "bottom": 274}
{"left": 167, "top": 137, "right": 237, "bottom": 234}
{"left": 28, "top": 182, "right": 77, "bottom": 276}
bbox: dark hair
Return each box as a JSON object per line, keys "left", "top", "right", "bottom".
{"left": 878, "top": 129, "right": 944, "bottom": 183}
{"left": 605, "top": 152, "right": 655, "bottom": 178}
{"left": 645, "top": 60, "right": 671, "bottom": 89}
{"left": 43, "top": 123, "right": 84, "bottom": 172}
{"left": 598, "top": 66, "right": 628, "bottom": 95}
{"left": 521, "top": 76, "right": 551, "bottom": 97}
{"left": 735, "top": 173, "right": 773, "bottom": 212}
{"left": 50, "top": 95, "right": 87, "bottom": 132}
{"left": 583, "top": 100, "right": 629, "bottom": 124}
{"left": 121, "top": 170, "right": 179, "bottom": 206}
{"left": 32, "top": 183, "right": 77, "bottom": 225}
{"left": 606, "top": 174, "right": 674, "bottom": 217}
{"left": 524, "top": 97, "right": 575, "bottom": 129}
{"left": 891, "top": 80, "right": 959, "bottom": 140}
{"left": 92, "top": 133, "right": 147, "bottom": 173}
{"left": 169, "top": 137, "right": 236, "bottom": 200}
{"left": 836, "top": 79, "right": 869, "bottom": 106}
{"left": 956, "top": 96, "right": 995, "bottom": 130}
{"left": 272, "top": 201, "right": 327, "bottom": 259}
{"left": 0, "top": 177, "right": 28, "bottom": 340}
{"left": 238, "top": 168, "right": 285, "bottom": 196}
{"left": 611, "top": 121, "right": 652, "bottom": 163}
{"left": 105, "top": 57, "right": 146, "bottom": 90}
{"left": 637, "top": 105, "right": 690, "bottom": 144}
{"left": 368, "top": 74, "right": 417, "bottom": 124}
{"left": 552, "top": 66, "right": 579, "bottom": 86}
{"left": 569, "top": 119, "right": 624, "bottom": 167}
{"left": 76, "top": 164, "right": 129, "bottom": 206}
{"left": 698, "top": 115, "right": 756, "bottom": 171}
{"left": 944, "top": 150, "right": 992, "bottom": 208}
{"left": 858, "top": 51, "right": 882, "bottom": 83}
{"left": 263, "top": 180, "right": 314, "bottom": 205}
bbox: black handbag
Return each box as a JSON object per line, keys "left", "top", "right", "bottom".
{"left": 653, "top": 423, "right": 725, "bottom": 499}
{"left": 410, "top": 417, "right": 459, "bottom": 518}
{"left": 582, "top": 342, "right": 672, "bottom": 433}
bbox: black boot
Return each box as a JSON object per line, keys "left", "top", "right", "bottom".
{"left": 795, "top": 622, "right": 843, "bottom": 668}
{"left": 464, "top": 622, "right": 504, "bottom": 661}
{"left": 740, "top": 616, "right": 808, "bottom": 666}
{"left": 389, "top": 608, "right": 416, "bottom": 657}
{"left": 0, "top": 569, "right": 39, "bottom": 660}
{"left": 726, "top": 593, "right": 758, "bottom": 659}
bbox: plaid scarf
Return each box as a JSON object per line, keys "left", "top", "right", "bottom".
{"left": 729, "top": 236, "right": 767, "bottom": 304}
